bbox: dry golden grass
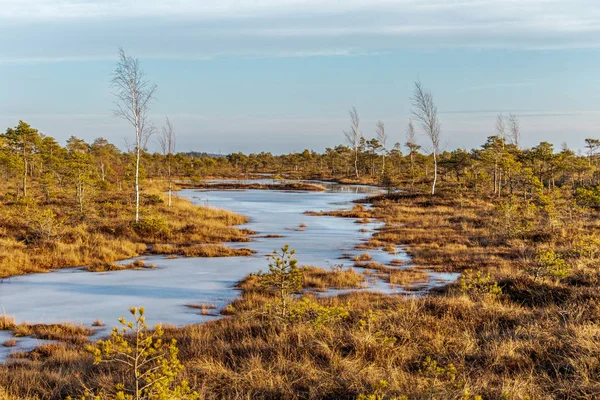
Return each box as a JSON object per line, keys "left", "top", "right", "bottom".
{"left": 353, "top": 252, "right": 372, "bottom": 262}
{"left": 360, "top": 192, "right": 507, "bottom": 274}
{"left": 179, "top": 244, "right": 255, "bottom": 257}
{"left": 0, "top": 314, "right": 15, "bottom": 330}
{"left": 2, "top": 184, "right": 600, "bottom": 399}
{"left": 305, "top": 204, "right": 371, "bottom": 219}
{"left": 1, "top": 312, "right": 93, "bottom": 347}
{"left": 389, "top": 267, "right": 429, "bottom": 286}
{"left": 302, "top": 266, "right": 365, "bottom": 290}
{"left": 11, "top": 323, "right": 94, "bottom": 345}
{"left": 0, "top": 181, "right": 251, "bottom": 278}
{"left": 0, "top": 387, "right": 35, "bottom": 400}
{"left": 5, "top": 276, "right": 600, "bottom": 400}
{"left": 84, "top": 259, "right": 156, "bottom": 272}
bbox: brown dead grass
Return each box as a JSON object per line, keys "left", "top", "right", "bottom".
{"left": 179, "top": 244, "right": 255, "bottom": 257}
{"left": 302, "top": 266, "right": 365, "bottom": 290}
{"left": 12, "top": 323, "right": 94, "bottom": 345}
{"left": 0, "top": 181, "right": 251, "bottom": 278}
{"left": 305, "top": 204, "right": 371, "bottom": 219}
{"left": 0, "top": 314, "right": 16, "bottom": 330}
{"left": 5, "top": 275, "right": 600, "bottom": 400}
{"left": 2, "top": 185, "right": 600, "bottom": 399}
{"left": 362, "top": 192, "right": 506, "bottom": 273}
{"left": 389, "top": 267, "right": 430, "bottom": 286}
{"left": 84, "top": 259, "right": 156, "bottom": 272}
{"left": 353, "top": 252, "right": 372, "bottom": 262}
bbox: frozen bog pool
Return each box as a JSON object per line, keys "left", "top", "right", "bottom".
{"left": 0, "top": 182, "right": 458, "bottom": 360}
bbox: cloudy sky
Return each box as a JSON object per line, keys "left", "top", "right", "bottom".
{"left": 1, "top": 0, "right": 599, "bottom": 154}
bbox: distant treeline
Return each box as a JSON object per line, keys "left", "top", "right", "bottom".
{"left": 1, "top": 120, "right": 600, "bottom": 206}
{"left": 182, "top": 151, "right": 225, "bottom": 159}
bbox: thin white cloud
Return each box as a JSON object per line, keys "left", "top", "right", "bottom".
{"left": 1, "top": 0, "right": 600, "bottom": 63}
{"left": 0, "top": 1, "right": 597, "bottom": 22}
{"left": 3, "top": 0, "right": 600, "bottom": 31}
{"left": 0, "top": 48, "right": 382, "bottom": 65}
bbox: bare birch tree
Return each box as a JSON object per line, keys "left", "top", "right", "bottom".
{"left": 411, "top": 82, "right": 441, "bottom": 195}
{"left": 159, "top": 117, "right": 176, "bottom": 207}
{"left": 405, "top": 118, "right": 421, "bottom": 190}
{"left": 494, "top": 114, "right": 506, "bottom": 195}
{"left": 495, "top": 114, "right": 506, "bottom": 141}
{"left": 344, "top": 107, "right": 361, "bottom": 178}
{"left": 508, "top": 114, "right": 520, "bottom": 148}
{"left": 111, "top": 47, "right": 157, "bottom": 222}
{"left": 376, "top": 120, "right": 387, "bottom": 175}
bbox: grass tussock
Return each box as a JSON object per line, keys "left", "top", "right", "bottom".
{"left": 302, "top": 266, "right": 365, "bottom": 290}
{"left": 389, "top": 267, "right": 430, "bottom": 286}
{"left": 353, "top": 261, "right": 430, "bottom": 287}
{"left": 84, "top": 259, "right": 156, "bottom": 272}
{"left": 305, "top": 204, "right": 371, "bottom": 219}
{"left": 179, "top": 244, "right": 255, "bottom": 258}
{"left": 152, "top": 243, "right": 254, "bottom": 257}
{"left": 0, "top": 314, "right": 16, "bottom": 330}
{"left": 353, "top": 252, "right": 372, "bottom": 262}
{"left": 8, "top": 322, "right": 94, "bottom": 345}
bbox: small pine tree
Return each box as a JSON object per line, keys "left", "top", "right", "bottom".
{"left": 84, "top": 307, "right": 198, "bottom": 400}
{"left": 527, "top": 249, "right": 570, "bottom": 281}
{"left": 459, "top": 269, "right": 502, "bottom": 300}
{"left": 261, "top": 245, "right": 303, "bottom": 320}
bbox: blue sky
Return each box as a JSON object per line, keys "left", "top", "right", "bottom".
{"left": 1, "top": 0, "right": 599, "bottom": 154}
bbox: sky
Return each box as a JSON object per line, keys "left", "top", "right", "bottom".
{"left": 0, "top": 0, "right": 599, "bottom": 154}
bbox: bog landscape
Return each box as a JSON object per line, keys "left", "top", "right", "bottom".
{"left": 1, "top": 2, "right": 600, "bottom": 399}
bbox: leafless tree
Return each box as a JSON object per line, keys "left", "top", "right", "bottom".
{"left": 376, "top": 120, "right": 387, "bottom": 175}
{"left": 493, "top": 114, "right": 507, "bottom": 195}
{"left": 344, "top": 107, "right": 361, "bottom": 178}
{"left": 159, "top": 117, "right": 176, "bottom": 207}
{"left": 411, "top": 82, "right": 441, "bottom": 195}
{"left": 508, "top": 114, "right": 520, "bottom": 148}
{"left": 111, "top": 47, "right": 157, "bottom": 222}
{"left": 405, "top": 118, "right": 421, "bottom": 189}
{"left": 495, "top": 114, "right": 506, "bottom": 141}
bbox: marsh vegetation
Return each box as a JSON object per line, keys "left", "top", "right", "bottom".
{"left": 1, "top": 71, "right": 600, "bottom": 398}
